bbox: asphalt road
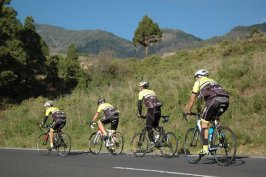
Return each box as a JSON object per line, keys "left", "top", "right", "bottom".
{"left": 0, "top": 148, "right": 265, "bottom": 177}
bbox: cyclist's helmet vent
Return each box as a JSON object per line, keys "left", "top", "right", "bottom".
{"left": 44, "top": 101, "right": 53, "bottom": 107}
{"left": 139, "top": 81, "right": 149, "bottom": 88}
{"left": 97, "top": 98, "right": 105, "bottom": 105}
{"left": 194, "top": 69, "right": 209, "bottom": 78}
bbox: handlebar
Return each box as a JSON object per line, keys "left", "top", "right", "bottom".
{"left": 182, "top": 112, "right": 201, "bottom": 121}
{"left": 89, "top": 122, "right": 97, "bottom": 129}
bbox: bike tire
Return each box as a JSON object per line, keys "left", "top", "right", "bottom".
{"left": 58, "top": 133, "right": 71, "bottom": 157}
{"left": 36, "top": 133, "right": 52, "bottom": 156}
{"left": 184, "top": 128, "right": 202, "bottom": 164}
{"left": 88, "top": 132, "right": 103, "bottom": 155}
{"left": 213, "top": 126, "right": 237, "bottom": 166}
{"left": 109, "top": 131, "right": 124, "bottom": 155}
{"left": 131, "top": 132, "right": 149, "bottom": 157}
{"left": 160, "top": 132, "right": 178, "bottom": 158}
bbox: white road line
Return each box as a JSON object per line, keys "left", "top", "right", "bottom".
{"left": 113, "top": 167, "right": 219, "bottom": 177}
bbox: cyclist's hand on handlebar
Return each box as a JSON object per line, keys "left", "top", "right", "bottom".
{"left": 88, "top": 121, "right": 96, "bottom": 128}
{"left": 137, "top": 113, "right": 146, "bottom": 119}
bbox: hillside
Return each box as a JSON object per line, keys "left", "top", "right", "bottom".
{"left": 36, "top": 24, "right": 202, "bottom": 58}
{"left": 205, "top": 22, "right": 266, "bottom": 44}
{"left": 0, "top": 35, "right": 265, "bottom": 155}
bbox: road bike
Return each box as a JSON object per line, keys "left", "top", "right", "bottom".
{"left": 36, "top": 125, "right": 71, "bottom": 156}
{"left": 88, "top": 123, "right": 124, "bottom": 155}
{"left": 131, "top": 115, "right": 178, "bottom": 158}
{"left": 183, "top": 112, "right": 237, "bottom": 166}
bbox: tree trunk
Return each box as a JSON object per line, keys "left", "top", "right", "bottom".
{"left": 145, "top": 46, "right": 149, "bottom": 58}
{"left": 0, "top": 0, "right": 5, "bottom": 15}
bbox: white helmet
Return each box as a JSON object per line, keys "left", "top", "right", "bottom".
{"left": 138, "top": 81, "right": 149, "bottom": 88}
{"left": 44, "top": 101, "right": 53, "bottom": 107}
{"left": 194, "top": 69, "right": 209, "bottom": 78}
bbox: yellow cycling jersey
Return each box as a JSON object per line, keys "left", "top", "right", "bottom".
{"left": 192, "top": 77, "right": 216, "bottom": 94}
{"left": 97, "top": 103, "right": 115, "bottom": 113}
{"left": 138, "top": 89, "right": 156, "bottom": 100}
{"left": 45, "top": 107, "right": 60, "bottom": 116}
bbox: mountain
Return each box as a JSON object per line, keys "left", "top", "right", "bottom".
{"left": 35, "top": 24, "right": 143, "bottom": 58}
{"left": 35, "top": 24, "right": 202, "bottom": 58}
{"left": 36, "top": 22, "right": 266, "bottom": 58}
{"left": 205, "top": 22, "right": 266, "bottom": 44}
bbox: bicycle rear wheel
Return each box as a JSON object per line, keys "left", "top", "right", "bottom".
{"left": 160, "top": 132, "right": 178, "bottom": 158}
{"left": 131, "top": 133, "right": 149, "bottom": 157}
{"left": 213, "top": 126, "right": 237, "bottom": 166}
{"left": 184, "top": 128, "right": 202, "bottom": 164}
{"left": 88, "top": 132, "right": 103, "bottom": 155}
{"left": 36, "top": 133, "right": 52, "bottom": 156}
{"left": 109, "top": 131, "right": 124, "bottom": 155}
{"left": 58, "top": 133, "right": 71, "bottom": 157}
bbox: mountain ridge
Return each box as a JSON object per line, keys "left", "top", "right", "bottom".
{"left": 36, "top": 22, "right": 266, "bottom": 58}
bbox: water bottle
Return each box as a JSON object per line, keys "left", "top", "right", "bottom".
{"left": 197, "top": 120, "right": 201, "bottom": 132}
{"left": 154, "top": 134, "right": 159, "bottom": 142}
{"left": 208, "top": 127, "right": 214, "bottom": 141}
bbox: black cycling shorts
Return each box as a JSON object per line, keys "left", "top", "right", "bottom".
{"left": 100, "top": 115, "right": 119, "bottom": 130}
{"left": 52, "top": 119, "right": 66, "bottom": 130}
{"left": 146, "top": 106, "right": 161, "bottom": 130}
{"left": 202, "top": 97, "right": 229, "bottom": 121}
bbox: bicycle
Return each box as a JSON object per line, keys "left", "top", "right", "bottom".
{"left": 131, "top": 115, "right": 178, "bottom": 158}
{"left": 36, "top": 125, "right": 71, "bottom": 157}
{"left": 88, "top": 123, "right": 124, "bottom": 155}
{"left": 183, "top": 112, "right": 237, "bottom": 166}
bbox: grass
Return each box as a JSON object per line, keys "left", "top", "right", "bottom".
{"left": 0, "top": 36, "right": 266, "bottom": 155}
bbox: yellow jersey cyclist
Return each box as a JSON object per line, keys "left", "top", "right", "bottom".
{"left": 137, "top": 81, "right": 162, "bottom": 149}
{"left": 89, "top": 98, "right": 120, "bottom": 143}
{"left": 185, "top": 69, "right": 229, "bottom": 155}
{"left": 40, "top": 101, "right": 66, "bottom": 149}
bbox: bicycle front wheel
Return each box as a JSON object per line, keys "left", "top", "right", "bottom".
{"left": 36, "top": 133, "right": 52, "bottom": 156}
{"left": 88, "top": 132, "right": 103, "bottom": 155}
{"left": 213, "top": 126, "right": 237, "bottom": 166}
{"left": 109, "top": 131, "right": 124, "bottom": 155}
{"left": 58, "top": 133, "right": 71, "bottom": 157}
{"left": 184, "top": 128, "right": 202, "bottom": 164}
{"left": 160, "top": 132, "right": 178, "bottom": 158}
{"left": 131, "top": 133, "right": 149, "bottom": 157}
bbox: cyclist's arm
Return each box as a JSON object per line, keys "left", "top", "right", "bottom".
{"left": 41, "top": 116, "right": 48, "bottom": 125}
{"left": 186, "top": 93, "right": 197, "bottom": 113}
{"left": 92, "top": 112, "right": 99, "bottom": 122}
{"left": 137, "top": 100, "right": 143, "bottom": 115}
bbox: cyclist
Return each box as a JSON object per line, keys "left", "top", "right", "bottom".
{"left": 137, "top": 81, "right": 162, "bottom": 150}
{"left": 40, "top": 101, "right": 66, "bottom": 149}
{"left": 184, "top": 69, "right": 229, "bottom": 155}
{"left": 89, "top": 98, "right": 120, "bottom": 144}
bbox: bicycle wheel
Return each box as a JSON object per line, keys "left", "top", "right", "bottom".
{"left": 58, "top": 133, "right": 71, "bottom": 157}
{"left": 131, "top": 133, "right": 149, "bottom": 157}
{"left": 109, "top": 131, "right": 124, "bottom": 155}
{"left": 184, "top": 128, "right": 202, "bottom": 164}
{"left": 213, "top": 126, "right": 237, "bottom": 166}
{"left": 36, "top": 133, "right": 52, "bottom": 156}
{"left": 88, "top": 132, "right": 103, "bottom": 155}
{"left": 160, "top": 132, "right": 178, "bottom": 158}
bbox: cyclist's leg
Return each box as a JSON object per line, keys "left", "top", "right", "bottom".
{"left": 98, "top": 117, "right": 110, "bottom": 137}
{"left": 146, "top": 108, "right": 155, "bottom": 144}
{"left": 50, "top": 121, "right": 58, "bottom": 148}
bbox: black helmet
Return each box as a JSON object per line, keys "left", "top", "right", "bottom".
{"left": 138, "top": 81, "right": 149, "bottom": 88}
{"left": 97, "top": 98, "right": 105, "bottom": 105}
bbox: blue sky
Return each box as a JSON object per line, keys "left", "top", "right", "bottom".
{"left": 11, "top": 0, "right": 266, "bottom": 40}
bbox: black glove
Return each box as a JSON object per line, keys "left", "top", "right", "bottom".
{"left": 88, "top": 121, "right": 94, "bottom": 126}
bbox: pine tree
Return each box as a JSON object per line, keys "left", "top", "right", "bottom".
{"left": 133, "top": 15, "right": 162, "bottom": 58}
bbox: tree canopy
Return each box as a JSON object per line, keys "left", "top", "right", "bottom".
{"left": 133, "top": 15, "right": 162, "bottom": 57}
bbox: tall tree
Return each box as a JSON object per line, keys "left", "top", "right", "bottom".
{"left": 0, "top": 0, "right": 10, "bottom": 15}
{"left": 133, "top": 15, "right": 162, "bottom": 58}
